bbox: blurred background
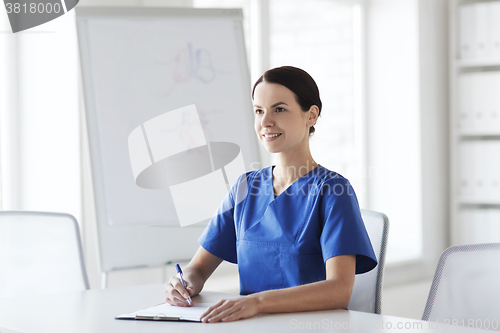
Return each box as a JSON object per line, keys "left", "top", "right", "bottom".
{"left": 1, "top": 0, "right": 498, "bottom": 320}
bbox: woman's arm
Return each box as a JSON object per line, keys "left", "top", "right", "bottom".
{"left": 164, "top": 246, "right": 222, "bottom": 307}
{"left": 200, "top": 254, "right": 356, "bottom": 323}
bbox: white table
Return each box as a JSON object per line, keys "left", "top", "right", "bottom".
{"left": 0, "top": 284, "right": 488, "bottom": 333}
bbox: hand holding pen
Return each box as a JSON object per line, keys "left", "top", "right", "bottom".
{"left": 163, "top": 263, "right": 194, "bottom": 306}
{"left": 175, "top": 264, "right": 192, "bottom": 305}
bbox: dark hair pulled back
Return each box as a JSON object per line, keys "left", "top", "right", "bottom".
{"left": 252, "top": 66, "right": 322, "bottom": 135}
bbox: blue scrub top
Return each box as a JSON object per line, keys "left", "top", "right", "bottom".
{"left": 199, "top": 165, "right": 377, "bottom": 295}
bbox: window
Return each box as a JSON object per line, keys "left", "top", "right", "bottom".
{"left": 0, "top": 12, "right": 8, "bottom": 209}
{"left": 0, "top": 9, "right": 81, "bottom": 221}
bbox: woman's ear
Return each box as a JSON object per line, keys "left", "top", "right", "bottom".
{"left": 308, "top": 105, "right": 320, "bottom": 126}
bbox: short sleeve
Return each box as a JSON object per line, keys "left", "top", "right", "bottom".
{"left": 320, "top": 179, "right": 377, "bottom": 274}
{"left": 198, "top": 175, "right": 242, "bottom": 264}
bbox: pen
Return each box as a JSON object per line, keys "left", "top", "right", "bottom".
{"left": 175, "top": 264, "right": 192, "bottom": 305}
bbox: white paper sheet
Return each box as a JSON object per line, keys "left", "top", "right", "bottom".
{"left": 117, "top": 302, "right": 213, "bottom": 322}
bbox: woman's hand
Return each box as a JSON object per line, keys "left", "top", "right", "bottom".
{"left": 199, "top": 255, "right": 355, "bottom": 322}
{"left": 163, "top": 247, "right": 224, "bottom": 307}
{"left": 200, "top": 296, "right": 260, "bottom": 323}
{"left": 164, "top": 276, "right": 195, "bottom": 307}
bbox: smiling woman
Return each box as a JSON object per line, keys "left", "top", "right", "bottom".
{"left": 253, "top": 81, "right": 317, "bottom": 156}
{"left": 252, "top": 66, "right": 322, "bottom": 135}
{"left": 251, "top": 66, "right": 321, "bottom": 195}
{"left": 163, "top": 66, "right": 377, "bottom": 323}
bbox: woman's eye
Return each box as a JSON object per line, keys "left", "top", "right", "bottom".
{"left": 254, "top": 109, "right": 263, "bottom": 114}
{"left": 275, "top": 107, "right": 285, "bottom": 112}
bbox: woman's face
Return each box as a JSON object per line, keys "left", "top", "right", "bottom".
{"left": 253, "top": 81, "right": 317, "bottom": 154}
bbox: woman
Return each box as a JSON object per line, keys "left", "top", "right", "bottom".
{"left": 164, "top": 66, "right": 377, "bottom": 323}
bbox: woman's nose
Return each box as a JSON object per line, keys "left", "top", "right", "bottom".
{"left": 261, "top": 111, "right": 274, "bottom": 128}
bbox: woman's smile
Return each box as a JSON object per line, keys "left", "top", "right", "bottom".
{"left": 262, "top": 132, "right": 282, "bottom": 141}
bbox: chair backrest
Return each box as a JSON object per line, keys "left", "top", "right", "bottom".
{"left": 422, "top": 243, "right": 500, "bottom": 325}
{"left": 348, "top": 209, "right": 389, "bottom": 314}
{"left": 0, "top": 211, "right": 89, "bottom": 297}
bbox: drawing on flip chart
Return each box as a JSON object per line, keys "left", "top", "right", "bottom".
{"left": 157, "top": 43, "right": 222, "bottom": 96}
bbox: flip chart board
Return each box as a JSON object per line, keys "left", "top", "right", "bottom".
{"left": 76, "top": 7, "right": 259, "bottom": 272}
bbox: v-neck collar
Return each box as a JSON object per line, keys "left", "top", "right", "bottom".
{"left": 268, "top": 164, "right": 321, "bottom": 199}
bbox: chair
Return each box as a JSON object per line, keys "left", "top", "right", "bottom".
{"left": 422, "top": 243, "right": 500, "bottom": 325}
{"left": 348, "top": 209, "right": 389, "bottom": 314}
{"left": 0, "top": 211, "right": 89, "bottom": 298}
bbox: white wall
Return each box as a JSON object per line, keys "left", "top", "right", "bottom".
{"left": 417, "top": 0, "right": 448, "bottom": 279}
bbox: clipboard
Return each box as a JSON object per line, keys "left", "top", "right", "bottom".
{"left": 116, "top": 302, "right": 213, "bottom": 322}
